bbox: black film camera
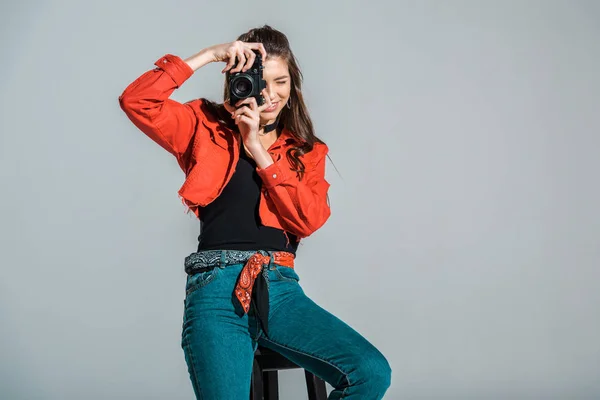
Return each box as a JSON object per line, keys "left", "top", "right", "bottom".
{"left": 227, "top": 50, "right": 266, "bottom": 107}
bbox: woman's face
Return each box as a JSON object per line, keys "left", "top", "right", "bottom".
{"left": 259, "top": 56, "right": 291, "bottom": 123}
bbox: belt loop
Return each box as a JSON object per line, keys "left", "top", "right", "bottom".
{"left": 257, "top": 250, "right": 272, "bottom": 270}
{"left": 269, "top": 253, "right": 275, "bottom": 269}
{"left": 220, "top": 250, "right": 227, "bottom": 268}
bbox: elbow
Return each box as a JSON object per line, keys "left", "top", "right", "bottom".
{"left": 294, "top": 206, "right": 331, "bottom": 239}
{"left": 118, "top": 92, "right": 135, "bottom": 115}
{"left": 118, "top": 80, "right": 155, "bottom": 116}
{"left": 118, "top": 93, "right": 155, "bottom": 122}
{"left": 118, "top": 90, "right": 145, "bottom": 113}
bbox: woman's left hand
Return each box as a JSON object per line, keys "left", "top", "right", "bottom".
{"left": 224, "top": 89, "right": 273, "bottom": 147}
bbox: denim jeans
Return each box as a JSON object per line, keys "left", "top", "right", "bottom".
{"left": 181, "top": 250, "right": 392, "bottom": 399}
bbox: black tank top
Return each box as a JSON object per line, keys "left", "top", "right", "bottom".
{"left": 196, "top": 139, "right": 299, "bottom": 253}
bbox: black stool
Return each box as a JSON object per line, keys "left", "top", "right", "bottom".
{"left": 250, "top": 345, "right": 328, "bottom": 400}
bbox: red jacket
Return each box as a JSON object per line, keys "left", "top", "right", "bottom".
{"left": 118, "top": 54, "right": 331, "bottom": 239}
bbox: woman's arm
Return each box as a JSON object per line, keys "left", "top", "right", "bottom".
{"left": 118, "top": 51, "right": 213, "bottom": 159}
{"left": 118, "top": 43, "right": 267, "bottom": 160}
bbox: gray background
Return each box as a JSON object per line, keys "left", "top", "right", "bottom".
{"left": 1, "top": 0, "right": 599, "bottom": 399}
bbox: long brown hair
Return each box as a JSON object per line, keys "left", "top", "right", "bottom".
{"left": 202, "top": 25, "right": 326, "bottom": 181}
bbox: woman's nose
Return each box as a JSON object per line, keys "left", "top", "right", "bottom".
{"left": 264, "top": 85, "right": 276, "bottom": 100}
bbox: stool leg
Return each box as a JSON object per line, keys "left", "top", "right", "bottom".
{"left": 263, "top": 371, "right": 279, "bottom": 400}
{"left": 251, "top": 359, "right": 263, "bottom": 400}
{"left": 305, "top": 370, "right": 328, "bottom": 400}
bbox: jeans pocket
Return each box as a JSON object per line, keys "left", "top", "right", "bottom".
{"left": 272, "top": 264, "right": 300, "bottom": 283}
{"left": 185, "top": 267, "right": 220, "bottom": 295}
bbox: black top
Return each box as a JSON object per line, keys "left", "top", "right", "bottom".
{"left": 196, "top": 139, "right": 299, "bottom": 253}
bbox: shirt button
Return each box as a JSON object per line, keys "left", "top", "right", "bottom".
{"left": 272, "top": 174, "right": 277, "bottom": 178}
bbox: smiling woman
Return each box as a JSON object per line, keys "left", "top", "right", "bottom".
{"left": 118, "top": 24, "right": 391, "bottom": 399}
{"left": 202, "top": 27, "right": 323, "bottom": 181}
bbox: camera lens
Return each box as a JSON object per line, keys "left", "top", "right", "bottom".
{"left": 231, "top": 76, "right": 254, "bottom": 98}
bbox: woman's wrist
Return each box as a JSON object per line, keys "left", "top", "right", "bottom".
{"left": 246, "top": 142, "right": 274, "bottom": 170}
{"left": 184, "top": 48, "right": 215, "bottom": 71}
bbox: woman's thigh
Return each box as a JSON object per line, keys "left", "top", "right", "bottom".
{"left": 181, "top": 265, "right": 260, "bottom": 399}
{"left": 260, "top": 269, "right": 392, "bottom": 399}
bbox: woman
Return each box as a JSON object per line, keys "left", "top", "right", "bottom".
{"left": 119, "top": 25, "right": 391, "bottom": 399}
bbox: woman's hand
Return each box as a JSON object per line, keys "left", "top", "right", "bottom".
{"left": 223, "top": 89, "right": 273, "bottom": 148}
{"left": 207, "top": 40, "right": 267, "bottom": 74}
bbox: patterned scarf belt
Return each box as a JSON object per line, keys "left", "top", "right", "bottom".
{"left": 184, "top": 250, "right": 295, "bottom": 336}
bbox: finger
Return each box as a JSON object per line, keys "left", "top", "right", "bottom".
{"left": 242, "top": 49, "right": 256, "bottom": 72}
{"left": 237, "top": 106, "right": 257, "bottom": 119}
{"left": 230, "top": 49, "right": 246, "bottom": 73}
{"left": 232, "top": 105, "right": 253, "bottom": 119}
{"left": 233, "top": 114, "right": 254, "bottom": 130}
{"left": 237, "top": 115, "right": 255, "bottom": 127}
{"left": 245, "top": 42, "right": 267, "bottom": 60}
{"left": 258, "top": 89, "right": 273, "bottom": 111}
{"left": 233, "top": 108, "right": 260, "bottom": 127}
{"left": 260, "top": 43, "right": 267, "bottom": 60}
{"left": 221, "top": 50, "right": 237, "bottom": 73}
{"left": 248, "top": 96, "right": 258, "bottom": 111}
{"left": 235, "top": 97, "right": 258, "bottom": 110}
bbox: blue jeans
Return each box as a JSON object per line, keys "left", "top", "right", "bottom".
{"left": 181, "top": 250, "right": 392, "bottom": 399}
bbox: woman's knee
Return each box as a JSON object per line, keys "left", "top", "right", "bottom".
{"left": 354, "top": 350, "right": 392, "bottom": 392}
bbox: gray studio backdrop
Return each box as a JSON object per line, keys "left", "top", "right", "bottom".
{"left": 1, "top": 0, "right": 599, "bottom": 399}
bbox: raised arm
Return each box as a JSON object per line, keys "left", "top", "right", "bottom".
{"left": 118, "top": 49, "right": 214, "bottom": 159}
{"left": 118, "top": 43, "right": 267, "bottom": 160}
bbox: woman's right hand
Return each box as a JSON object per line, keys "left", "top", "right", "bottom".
{"left": 208, "top": 41, "right": 267, "bottom": 74}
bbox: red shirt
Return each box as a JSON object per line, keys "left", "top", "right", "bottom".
{"left": 118, "top": 54, "right": 331, "bottom": 239}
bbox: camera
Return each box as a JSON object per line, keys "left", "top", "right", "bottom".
{"left": 227, "top": 50, "right": 266, "bottom": 107}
